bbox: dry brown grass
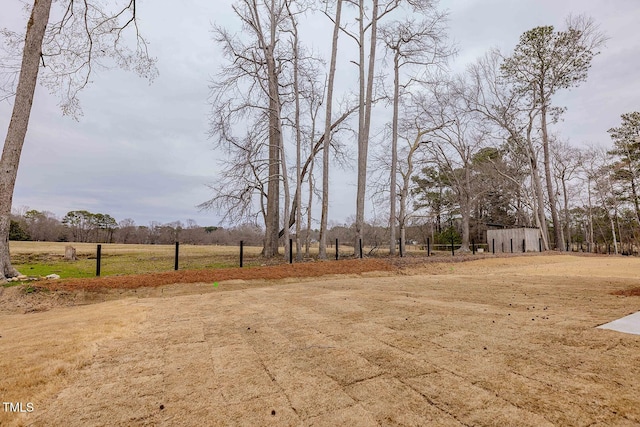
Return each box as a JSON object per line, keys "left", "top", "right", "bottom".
{"left": 1, "top": 254, "right": 639, "bottom": 426}
{"left": 0, "top": 301, "right": 146, "bottom": 426}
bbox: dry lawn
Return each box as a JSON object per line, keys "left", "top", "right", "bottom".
{"left": 1, "top": 254, "right": 640, "bottom": 426}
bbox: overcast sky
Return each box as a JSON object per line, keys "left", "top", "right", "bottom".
{"left": 0, "top": 0, "right": 638, "bottom": 228}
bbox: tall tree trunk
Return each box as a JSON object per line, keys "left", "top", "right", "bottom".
{"left": 610, "top": 215, "right": 618, "bottom": 255}
{"left": 262, "top": 11, "right": 281, "bottom": 258}
{"left": 459, "top": 167, "right": 471, "bottom": 252}
{"left": 289, "top": 7, "right": 303, "bottom": 261}
{"left": 280, "top": 122, "right": 291, "bottom": 261}
{"left": 355, "top": 0, "right": 378, "bottom": 257}
{"left": 306, "top": 168, "right": 313, "bottom": 256}
{"left": 629, "top": 169, "right": 640, "bottom": 225}
{"left": 540, "top": 104, "right": 562, "bottom": 250}
{"left": 523, "top": 118, "right": 549, "bottom": 250}
{"left": 389, "top": 51, "right": 399, "bottom": 255}
{"left": 460, "top": 199, "right": 471, "bottom": 252}
{"left": 531, "top": 158, "right": 549, "bottom": 250}
{"left": 587, "top": 178, "right": 594, "bottom": 248}
{"left": 1, "top": 0, "right": 53, "bottom": 281}
{"left": 398, "top": 134, "right": 421, "bottom": 256}
{"left": 318, "top": 0, "right": 342, "bottom": 259}
{"left": 354, "top": 0, "right": 366, "bottom": 257}
{"left": 562, "top": 172, "right": 571, "bottom": 250}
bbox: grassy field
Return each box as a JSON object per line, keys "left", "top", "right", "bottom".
{"left": 8, "top": 241, "right": 436, "bottom": 280}
{"left": 8, "top": 241, "right": 265, "bottom": 279}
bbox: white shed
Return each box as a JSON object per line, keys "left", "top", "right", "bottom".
{"left": 486, "top": 228, "right": 541, "bottom": 253}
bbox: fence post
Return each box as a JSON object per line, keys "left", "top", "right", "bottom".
{"left": 96, "top": 244, "right": 102, "bottom": 277}
{"left": 359, "top": 239, "right": 363, "bottom": 259}
{"left": 427, "top": 238, "right": 430, "bottom": 257}
{"left": 492, "top": 239, "right": 495, "bottom": 254}
{"left": 510, "top": 239, "right": 513, "bottom": 253}
{"left": 335, "top": 238, "right": 339, "bottom": 260}
{"left": 472, "top": 239, "right": 475, "bottom": 255}
{"left": 240, "top": 240, "right": 244, "bottom": 268}
{"left": 174, "top": 242, "right": 179, "bottom": 271}
{"left": 539, "top": 238, "right": 542, "bottom": 252}
{"left": 566, "top": 240, "right": 569, "bottom": 252}
{"left": 289, "top": 238, "right": 293, "bottom": 264}
{"left": 523, "top": 239, "right": 526, "bottom": 253}
{"left": 451, "top": 234, "right": 455, "bottom": 256}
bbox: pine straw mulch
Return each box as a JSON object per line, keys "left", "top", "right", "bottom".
{"left": 611, "top": 287, "right": 640, "bottom": 297}
{"left": 37, "top": 258, "right": 398, "bottom": 292}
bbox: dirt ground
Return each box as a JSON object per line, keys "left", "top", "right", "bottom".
{"left": 1, "top": 254, "right": 640, "bottom": 426}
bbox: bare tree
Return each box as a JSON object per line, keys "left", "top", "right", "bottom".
{"left": 205, "top": 0, "right": 293, "bottom": 257}
{"left": 318, "top": 0, "right": 343, "bottom": 259}
{"left": 380, "top": 7, "right": 452, "bottom": 254}
{"left": 384, "top": 90, "right": 455, "bottom": 255}
{"left": 343, "top": 0, "right": 403, "bottom": 256}
{"left": 0, "top": 0, "right": 156, "bottom": 282}
{"left": 23, "top": 209, "right": 63, "bottom": 241}
{"left": 585, "top": 147, "right": 621, "bottom": 254}
{"left": 551, "top": 138, "right": 583, "bottom": 249}
{"left": 304, "top": 73, "right": 325, "bottom": 256}
{"left": 286, "top": 1, "right": 304, "bottom": 260}
{"left": 421, "top": 81, "right": 490, "bottom": 252}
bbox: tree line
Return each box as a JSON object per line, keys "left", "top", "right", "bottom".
{"left": 8, "top": 209, "right": 268, "bottom": 246}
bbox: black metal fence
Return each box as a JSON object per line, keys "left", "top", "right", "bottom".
{"left": 87, "top": 236, "right": 634, "bottom": 277}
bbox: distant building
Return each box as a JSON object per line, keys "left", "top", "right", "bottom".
{"left": 486, "top": 227, "right": 541, "bottom": 253}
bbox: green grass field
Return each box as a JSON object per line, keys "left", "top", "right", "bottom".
{"left": 8, "top": 242, "right": 265, "bottom": 279}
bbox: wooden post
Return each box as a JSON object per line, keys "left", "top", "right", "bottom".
{"left": 174, "top": 242, "right": 179, "bottom": 270}
{"left": 240, "top": 240, "right": 244, "bottom": 268}
{"left": 427, "top": 238, "right": 430, "bottom": 257}
{"left": 510, "top": 239, "right": 513, "bottom": 253}
{"left": 472, "top": 239, "right": 475, "bottom": 255}
{"left": 492, "top": 239, "right": 495, "bottom": 254}
{"left": 289, "top": 239, "right": 293, "bottom": 264}
{"left": 359, "top": 239, "right": 363, "bottom": 259}
{"left": 523, "top": 239, "right": 526, "bottom": 253}
{"left": 335, "top": 238, "right": 339, "bottom": 260}
{"left": 451, "top": 234, "right": 455, "bottom": 256}
{"left": 96, "top": 244, "right": 102, "bottom": 277}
